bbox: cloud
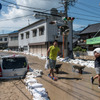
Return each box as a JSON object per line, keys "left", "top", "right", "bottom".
{"left": 73, "top": 23, "right": 86, "bottom": 31}
{"left": 0, "top": 0, "right": 61, "bottom": 34}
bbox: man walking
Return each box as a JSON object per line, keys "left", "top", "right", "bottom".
{"left": 91, "top": 48, "right": 100, "bottom": 89}
{"left": 47, "top": 40, "right": 60, "bottom": 81}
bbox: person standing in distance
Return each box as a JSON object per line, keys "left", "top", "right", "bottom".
{"left": 91, "top": 48, "right": 100, "bottom": 89}
{"left": 47, "top": 40, "right": 60, "bottom": 81}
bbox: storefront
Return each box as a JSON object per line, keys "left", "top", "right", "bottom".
{"left": 86, "top": 36, "right": 100, "bottom": 50}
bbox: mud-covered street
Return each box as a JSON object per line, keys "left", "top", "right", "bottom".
{"left": 0, "top": 51, "right": 100, "bottom": 100}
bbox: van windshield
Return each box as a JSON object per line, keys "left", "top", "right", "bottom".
{"left": 2, "top": 57, "right": 27, "bottom": 69}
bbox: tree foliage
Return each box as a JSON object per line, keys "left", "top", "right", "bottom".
{"left": 73, "top": 46, "right": 86, "bottom": 52}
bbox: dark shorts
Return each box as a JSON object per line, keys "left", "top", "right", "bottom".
{"left": 49, "top": 59, "right": 56, "bottom": 69}
{"left": 95, "top": 67, "right": 100, "bottom": 75}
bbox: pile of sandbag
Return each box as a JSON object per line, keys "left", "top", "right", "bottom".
{"left": 24, "top": 70, "right": 49, "bottom": 100}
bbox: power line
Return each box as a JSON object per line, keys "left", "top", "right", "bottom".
{"left": 0, "top": 14, "right": 34, "bottom": 22}
{"left": 0, "top": 27, "right": 21, "bottom": 28}
{"left": 75, "top": 17, "right": 100, "bottom": 23}
{"left": 1, "top": 1, "right": 100, "bottom": 23}
{"left": 1, "top": 1, "right": 64, "bottom": 13}
{"left": 43, "top": 6, "right": 64, "bottom": 12}
{"left": 1, "top": 0, "right": 47, "bottom": 11}
{"left": 2, "top": 4, "right": 34, "bottom": 12}
{"left": 1, "top": 0, "right": 63, "bottom": 12}
{"left": 33, "top": 10, "right": 61, "bottom": 17}
{"left": 93, "top": 29, "right": 100, "bottom": 38}
{"left": 77, "top": 1, "right": 100, "bottom": 11}
{"left": 0, "top": 4, "right": 63, "bottom": 22}
{"left": 72, "top": 6, "right": 100, "bottom": 16}
{"left": 68, "top": 11, "right": 100, "bottom": 19}
{"left": 1, "top": 13, "right": 100, "bottom": 23}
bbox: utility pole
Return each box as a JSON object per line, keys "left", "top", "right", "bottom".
{"left": 63, "top": 0, "right": 68, "bottom": 57}
{"left": 62, "top": 0, "right": 76, "bottom": 59}
{"left": 33, "top": 0, "right": 76, "bottom": 58}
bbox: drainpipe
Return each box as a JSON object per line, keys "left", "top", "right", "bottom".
{"left": 46, "top": 18, "right": 49, "bottom": 50}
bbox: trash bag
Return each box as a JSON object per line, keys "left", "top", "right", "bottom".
{"left": 45, "top": 59, "right": 49, "bottom": 69}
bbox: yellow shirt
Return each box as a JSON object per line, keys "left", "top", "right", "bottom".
{"left": 49, "top": 45, "right": 60, "bottom": 60}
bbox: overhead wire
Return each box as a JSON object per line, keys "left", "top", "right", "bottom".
{"left": 2, "top": 4, "right": 34, "bottom": 12}
{"left": 77, "top": 1, "right": 100, "bottom": 11}
{"left": 73, "top": 6, "right": 100, "bottom": 16}
{"left": 68, "top": 11, "right": 100, "bottom": 19}
{"left": 75, "top": 17, "right": 100, "bottom": 23}
{"left": 0, "top": 0, "right": 47, "bottom": 11}
{"left": 0, "top": 14, "right": 34, "bottom": 22}
{"left": 1, "top": 0, "right": 63, "bottom": 12}
{"left": 69, "top": 1, "right": 100, "bottom": 22}
{"left": 0, "top": 2, "right": 63, "bottom": 22}
{"left": 0, "top": 4, "right": 62, "bottom": 22}
{"left": 1, "top": 0, "right": 100, "bottom": 23}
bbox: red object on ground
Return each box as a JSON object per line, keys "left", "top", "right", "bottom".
{"left": 27, "top": 65, "right": 29, "bottom": 71}
{"left": 0, "top": 66, "right": 2, "bottom": 77}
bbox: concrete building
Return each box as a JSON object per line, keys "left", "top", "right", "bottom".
{"left": 8, "top": 31, "right": 19, "bottom": 51}
{"left": 0, "top": 34, "right": 8, "bottom": 49}
{"left": 19, "top": 19, "right": 62, "bottom": 56}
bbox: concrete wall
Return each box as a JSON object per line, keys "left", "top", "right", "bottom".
{"left": 46, "top": 18, "right": 62, "bottom": 42}
{"left": 8, "top": 33, "right": 18, "bottom": 47}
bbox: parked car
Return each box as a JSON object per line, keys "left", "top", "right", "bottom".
{"left": 0, "top": 55, "right": 29, "bottom": 79}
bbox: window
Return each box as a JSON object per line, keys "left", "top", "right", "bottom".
{"left": 26, "top": 31, "right": 30, "bottom": 39}
{"left": 24, "top": 46, "right": 28, "bottom": 50}
{"left": 11, "top": 36, "right": 18, "bottom": 41}
{"left": 0, "top": 38, "right": 2, "bottom": 41}
{"left": 4, "top": 38, "right": 7, "bottom": 41}
{"left": 21, "top": 34, "right": 24, "bottom": 40}
{"left": 2, "top": 57, "right": 27, "bottom": 69}
{"left": 39, "top": 26, "right": 44, "bottom": 36}
{"left": 32, "top": 29, "right": 37, "bottom": 37}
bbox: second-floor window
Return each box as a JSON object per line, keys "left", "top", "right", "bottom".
{"left": 39, "top": 26, "right": 44, "bottom": 36}
{"left": 24, "top": 46, "right": 28, "bottom": 50}
{"left": 4, "top": 37, "right": 7, "bottom": 41}
{"left": 32, "top": 29, "right": 37, "bottom": 37}
{"left": 11, "top": 36, "right": 18, "bottom": 41}
{"left": 21, "top": 34, "right": 24, "bottom": 40}
{"left": 26, "top": 31, "right": 30, "bottom": 39}
{"left": 0, "top": 38, "right": 2, "bottom": 41}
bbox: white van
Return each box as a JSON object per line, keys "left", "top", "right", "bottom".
{"left": 0, "top": 55, "right": 29, "bottom": 79}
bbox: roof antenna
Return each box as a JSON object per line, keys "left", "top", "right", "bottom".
{"left": 28, "top": 19, "right": 30, "bottom": 25}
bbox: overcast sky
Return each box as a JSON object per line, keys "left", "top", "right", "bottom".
{"left": 0, "top": 0, "right": 100, "bottom": 34}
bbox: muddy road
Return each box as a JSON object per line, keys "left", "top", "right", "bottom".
{"left": 0, "top": 51, "right": 100, "bottom": 100}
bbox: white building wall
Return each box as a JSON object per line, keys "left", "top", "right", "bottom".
{"left": 8, "top": 34, "right": 18, "bottom": 47}
{"left": 30, "top": 22, "right": 47, "bottom": 43}
{"left": 19, "top": 20, "right": 47, "bottom": 49}
{"left": 19, "top": 19, "right": 62, "bottom": 53}
{"left": 46, "top": 18, "right": 62, "bottom": 42}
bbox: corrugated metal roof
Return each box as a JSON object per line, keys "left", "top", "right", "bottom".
{"left": 8, "top": 30, "right": 18, "bottom": 34}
